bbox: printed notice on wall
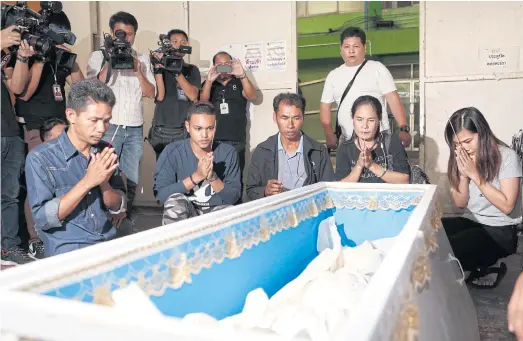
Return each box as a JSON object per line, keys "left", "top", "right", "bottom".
{"left": 265, "top": 40, "right": 287, "bottom": 72}
{"left": 481, "top": 47, "right": 520, "bottom": 70}
{"left": 485, "top": 48, "right": 508, "bottom": 67}
{"left": 244, "top": 42, "right": 263, "bottom": 72}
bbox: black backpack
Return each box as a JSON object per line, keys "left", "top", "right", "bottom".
{"left": 383, "top": 133, "right": 430, "bottom": 185}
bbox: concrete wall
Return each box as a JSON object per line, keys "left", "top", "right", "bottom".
{"left": 62, "top": 1, "right": 297, "bottom": 206}
{"left": 420, "top": 1, "right": 523, "bottom": 214}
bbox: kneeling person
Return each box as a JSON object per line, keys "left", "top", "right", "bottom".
{"left": 25, "top": 79, "right": 126, "bottom": 257}
{"left": 154, "top": 102, "right": 241, "bottom": 225}
{"left": 246, "top": 93, "right": 334, "bottom": 201}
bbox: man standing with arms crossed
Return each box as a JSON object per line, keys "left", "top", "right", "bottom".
{"left": 320, "top": 27, "right": 411, "bottom": 149}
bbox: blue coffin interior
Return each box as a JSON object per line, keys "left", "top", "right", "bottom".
{"left": 43, "top": 189, "right": 420, "bottom": 320}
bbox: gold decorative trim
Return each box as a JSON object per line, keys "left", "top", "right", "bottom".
{"left": 92, "top": 283, "right": 114, "bottom": 306}
{"left": 324, "top": 194, "right": 334, "bottom": 209}
{"left": 41, "top": 192, "right": 336, "bottom": 301}
{"left": 393, "top": 298, "right": 420, "bottom": 341}
{"left": 330, "top": 192, "right": 422, "bottom": 211}
{"left": 30, "top": 190, "right": 427, "bottom": 306}
{"left": 169, "top": 252, "right": 191, "bottom": 289}
{"left": 431, "top": 201, "right": 443, "bottom": 231}
{"left": 411, "top": 251, "right": 431, "bottom": 293}
{"left": 424, "top": 228, "right": 438, "bottom": 254}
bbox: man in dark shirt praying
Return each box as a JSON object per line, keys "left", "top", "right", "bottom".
{"left": 154, "top": 102, "right": 241, "bottom": 225}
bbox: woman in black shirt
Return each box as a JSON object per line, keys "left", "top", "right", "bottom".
{"left": 335, "top": 95, "right": 410, "bottom": 184}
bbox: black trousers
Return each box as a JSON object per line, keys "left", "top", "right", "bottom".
{"left": 442, "top": 217, "right": 518, "bottom": 271}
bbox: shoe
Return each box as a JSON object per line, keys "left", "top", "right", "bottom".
{"left": 1, "top": 248, "right": 35, "bottom": 265}
{"left": 28, "top": 241, "right": 45, "bottom": 259}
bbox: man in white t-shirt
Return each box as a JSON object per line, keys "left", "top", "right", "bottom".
{"left": 320, "top": 27, "right": 411, "bottom": 148}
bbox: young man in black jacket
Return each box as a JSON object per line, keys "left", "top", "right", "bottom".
{"left": 246, "top": 93, "right": 334, "bottom": 201}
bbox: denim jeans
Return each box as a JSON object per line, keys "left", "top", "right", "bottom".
{"left": 1, "top": 136, "right": 25, "bottom": 250}
{"left": 102, "top": 124, "right": 143, "bottom": 212}
{"left": 23, "top": 128, "right": 43, "bottom": 242}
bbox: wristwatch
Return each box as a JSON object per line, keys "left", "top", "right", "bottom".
{"left": 399, "top": 125, "right": 410, "bottom": 133}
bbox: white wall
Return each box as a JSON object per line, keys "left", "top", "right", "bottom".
{"left": 62, "top": 1, "right": 297, "bottom": 206}
{"left": 420, "top": 1, "right": 523, "bottom": 214}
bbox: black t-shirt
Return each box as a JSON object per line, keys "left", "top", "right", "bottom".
{"left": 153, "top": 64, "right": 201, "bottom": 128}
{"left": 1, "top": 71, "right": 21, "bottom": 137}
{"left": 10, "top": 58, "right": 69, "bottom": 130}
{"left": 335, "top": 134, "right": 410, "bottom": 183}
{"left": 204, "top": 78, "right": 248, "bottom": 143}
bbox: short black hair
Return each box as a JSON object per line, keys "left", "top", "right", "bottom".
{"left": 273, "top": 93, "right": 306, "bottom": 114}
{"left": 40, "top": 118, "right": 67, "bottom": 142}
{"left": 109, "top": 11, "right": 138, "bottom": 32}
{"left": 212, "top": 51, "right": 233, "bottom": 65}
{"left": 167, "top": 29, "right": 188, "bottom": 41}
{"left": 340, "top": 27, "right": 366, "bottom": 45}
{"left": 67, "top": 79, "right": 116, "bottom": 112}
{"left": 186, "top": 101, "right": 216, "bottom": 122}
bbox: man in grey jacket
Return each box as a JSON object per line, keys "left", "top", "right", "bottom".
{"left": 246, "top": 93, "right": 334, "bottom": 201}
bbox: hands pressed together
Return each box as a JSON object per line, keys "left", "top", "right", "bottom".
{"left": 356, "top": 144, "right": 373, "bottom": 170}
{"left": 195, "top": 152, "right": 215, "bottom": 182}
{"left": 83, "top": 147, "right": 119, "bottom": 189}
{"left": 455, "top": 144, "right": 479, "bottom": 182}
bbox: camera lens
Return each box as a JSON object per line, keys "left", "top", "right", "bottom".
{"left": 24, "top": 33, "right": 50, "bottom": 55}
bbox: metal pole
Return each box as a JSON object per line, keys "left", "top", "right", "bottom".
{"left": 364, "top": 1, "right": 369, "bottom": 31}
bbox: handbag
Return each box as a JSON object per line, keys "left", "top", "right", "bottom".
{"left": 147, "top": 125, "right": 186, "bottom": 153}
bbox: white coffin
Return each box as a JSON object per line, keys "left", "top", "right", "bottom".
{"left": 0, "top": 183, "right": 480, "bottom": 341}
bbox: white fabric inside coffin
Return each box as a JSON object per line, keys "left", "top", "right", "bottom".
{"left": 110, "top": 216, "right": 397, "bottom": 341}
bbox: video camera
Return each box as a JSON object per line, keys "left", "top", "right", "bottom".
{"left": 100, "top": 29, "right": 134, "bottom": 70}
{"left": 151, "top": 33, "right": 192, "bottom": 74}
{"left": 1, "top": 1, "right": 77, "bottom": 71}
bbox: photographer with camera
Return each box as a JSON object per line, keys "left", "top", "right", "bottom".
{"left": 200, "top": 51, "right": 256, "bottom": 184}
{"left": 87, "top": 11, "right": 156, "bottom": 219}
{"left": 6, "top": 9, "right": 84, "bottom": 260}
{"left": 1, "top": 24, "right": 36, "bottom": 265}
{"left": 149, "top": 29, "right": 201, "bottom": 159}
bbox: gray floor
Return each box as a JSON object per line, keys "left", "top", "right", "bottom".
{"left": 131, "top": 207, "right": 520, "bottom": 341}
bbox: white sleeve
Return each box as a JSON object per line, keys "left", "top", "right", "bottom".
{"left": 86, "top": 51, "right": 103, "bottom": 79}
{"left": 499, "top": 148, "right": 523, "bottom": 180}
{"left": 320, "top": 71, "right": 336, "bottom": 104}
{"left": 140, "top": 54, "right": 157, "bottom": 92}
{"left": 375, "top": 62, "right": 397, "bottom": 95}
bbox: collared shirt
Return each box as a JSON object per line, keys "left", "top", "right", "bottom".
{"left": 25, "top": 129, "right": 126, "bottom": 257}
{"left": 87, "top": 50, "right": 156, "bottom": 127}
{"left": 277, "top": 133, "right": 306, "bottom": 191}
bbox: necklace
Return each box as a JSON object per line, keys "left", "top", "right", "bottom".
{"left": 356, "top": 138, "right": 377, "bottom": 151}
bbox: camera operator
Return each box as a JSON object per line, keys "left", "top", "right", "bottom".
{"left": 7, "top": 11, "right": 84, "bottom": 260}
{"left": 1, "top": 25, "right": 36, "bottom": 265}
{"left": 149, "top": 29, "right": 200, "bottom": 159}
{"left": 87, "top": 11, "right": 156, "bottom": 219}
{"left": 200, "top": 52, "right": 256, "bottom": 183}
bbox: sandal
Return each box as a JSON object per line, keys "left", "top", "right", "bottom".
{"left": 467, "top": 262, "right": 508, "bottom": 289}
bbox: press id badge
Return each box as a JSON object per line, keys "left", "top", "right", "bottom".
{"left": 220, "top": 99, "right": 229, "bottom": 115}
{"left": 177, "top": 87, "right": 188, "bottom": 101}
{"left": 53, "top": 83, "right": 63, "bottom": 102}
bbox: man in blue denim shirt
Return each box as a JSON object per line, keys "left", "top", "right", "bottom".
{"left": 25, "top": 79, "right": 127, "bottom": 257}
